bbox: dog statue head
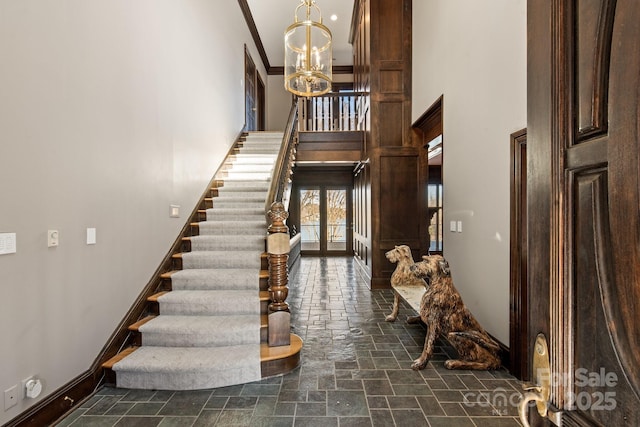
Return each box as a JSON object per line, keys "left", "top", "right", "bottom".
{"left": 410, "top": 254, "right": 451, "bottom": 280}
{"left": 385, "top": 245, "right": 413, "bottom": 264}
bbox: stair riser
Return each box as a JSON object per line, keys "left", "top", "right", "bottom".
{"left": 181, "top": 258, "right": 262, "bottom": 270}
{"left": 206, "top": 213, "right": 264, "bottom": 221}
{"left": 216, "top": 191, "right": 268, "bottom": 198}
{"left": 196, "top": 223, "right": 266, "bottom": 236}
{"left": 213, "top": 199, "right": 265, "bottom": 206}
{"left": 141, "top": 332, "right": 258, "bottom": 347}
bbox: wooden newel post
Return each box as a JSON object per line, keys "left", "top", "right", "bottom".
{"left": 267, "top": 202, "right": 291, "bottom": 346}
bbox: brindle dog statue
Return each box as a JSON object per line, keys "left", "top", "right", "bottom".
{"left": 409, "top": 254, "right": 501, "bottom": 370}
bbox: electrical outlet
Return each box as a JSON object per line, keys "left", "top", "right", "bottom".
{"left": 4, "top": 385, "right": 18, "bottom": 411}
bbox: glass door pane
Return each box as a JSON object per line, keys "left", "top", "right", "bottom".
{"left": 326, "top": 189, "right": 347, "bottom": 251}
{"left": 428, "top": 184, "right": 443, "bottom": 252}
{"left": 300, "top": 188, "right": 320, "bottom": 251}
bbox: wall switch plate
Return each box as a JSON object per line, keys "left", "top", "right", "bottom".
{"left": 457, "top": 221, "right": 463, "bottom": 233}
{"left": 450, "top": 221, "right": 457, "bottom": 232}
{"left": 47, "top": 230, "right": 59, "bottom": 247}
{"left": 0, "top": 233, "right": 17, "bottom": 255}
{"left": 4, "top": 385, "right": 18, "bottom": 411}
{"left": 170, "top": 205, "right": 180, "bottom": 218}
{"left": 86, "top": 228, "right": 96, "bottom": 245}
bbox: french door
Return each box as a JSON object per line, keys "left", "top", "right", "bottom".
{"left": 299, "top": 187, "right": 350, "bottom": 255}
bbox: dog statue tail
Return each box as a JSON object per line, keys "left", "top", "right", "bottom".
{"left": 448, "top": 331, "right": 501, "bottom": 353}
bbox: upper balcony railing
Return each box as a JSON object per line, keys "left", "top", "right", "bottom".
{"left": 297, "top": 92, "right": 366, "bottom": 132}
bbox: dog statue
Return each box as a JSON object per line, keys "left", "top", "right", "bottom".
{"left": 409, "top": 254, "right": 501, "bottom": 370}
{"left": 384, "top": 245, "right": 427, "bottom": 322}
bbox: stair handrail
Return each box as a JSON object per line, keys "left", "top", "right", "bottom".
{"left": 264, "top": 98, "right": 299, "bottom": 347}
{"left": 265, "top": 99, "right": 299, "bottom": 214}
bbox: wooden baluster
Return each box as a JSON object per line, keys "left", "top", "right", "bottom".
{"left": 267, "top": 202, "right": 291, "bottom": 346}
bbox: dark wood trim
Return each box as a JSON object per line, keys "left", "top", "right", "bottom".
{"left": 412, "top": 95, "right": 443, "bottom": 137}
{"left": 488, "top": 333, "right": 511, "bottom": 370}
{"left": 237, "top": 0, "right": 271, "bottom": 72}
{"left": 4, "top": 131, "right": 248, "bottom": 427}
{"left": 256, "top": 72, "right": 266, "bottom": 131}
{"left": 267, "top": 66, "right": 283, "bottom": 76}
{"left": 509, "top": 128, "right": 528, "bottom": 381}
{"left": 332, "top": 82, "right": 354, "bottom": 92}
{"left": 349, "top": 0, "right": 363, "bottom": 44}
{"left": 333, "top": 65, "right": 355, "bottom": 75}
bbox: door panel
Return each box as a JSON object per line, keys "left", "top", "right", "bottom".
{"left": 300, "top": 188, "right": 321, "bottom": 251}
{"left": 326, "top": 189, "right": 347, "bottom": 252}
{"left": 528, "top": 0, "right": 640, "bottom": 425}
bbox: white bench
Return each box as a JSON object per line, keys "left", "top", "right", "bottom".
{"left": 394, "top": 283, "right": 426, "bottom": 314}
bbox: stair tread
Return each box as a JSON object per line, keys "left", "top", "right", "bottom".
{"left": 129, "top": 315, "right": 156, "bottom": 331}
{"left": 103, "top": 334, "right": 300, "bottom": 370}
{"left": 148, "top": 292, "right": 168, "bottom": 302}
{"left": 102, "top": 347, "right": 138, "bottom": 369}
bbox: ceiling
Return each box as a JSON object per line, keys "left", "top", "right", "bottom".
{"left": 245, "top": 0, "right": 355, "bottom": 71}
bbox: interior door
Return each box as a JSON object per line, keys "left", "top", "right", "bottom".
{"left": 527, "top": 1, "right": 640, "bottom": 425}
{"left": 244, "top": 47, "right": 257, "bottom": 131}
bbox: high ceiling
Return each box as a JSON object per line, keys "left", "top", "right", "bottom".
{"left": 245, "top": 0, "right": 355, "bottom": 70}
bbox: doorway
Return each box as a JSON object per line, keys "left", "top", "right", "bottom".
{"left": 244, "top": 46, "right": 265, "bottom": 131}
{"left": 290, "top": 166, "right": 354, "bottom": 256}
{"left": 299, "top": 187, "right": 349, "bottom": 254}
{"left": 412, "top": 96, "right": 444, "bottom": 254}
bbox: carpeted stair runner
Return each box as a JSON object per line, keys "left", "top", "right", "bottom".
{"left": 113, "top": 132, "right": 283, "bottom": 390}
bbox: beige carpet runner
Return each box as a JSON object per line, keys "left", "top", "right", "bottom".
{"left": 112, "top": 132, "right": 283, "bottom": 390}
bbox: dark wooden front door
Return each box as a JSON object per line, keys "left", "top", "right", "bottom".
{"left": 527, "top": 1, "right": 640, "bottom": 425}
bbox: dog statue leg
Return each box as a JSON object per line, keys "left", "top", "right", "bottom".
{"left": 411, "top": 324, "right": 437, "bottom": 370}
{"left": 385, "top": 291, "right": 400, "bottom": 322}
{"left": 406, "top": 315, "right": 421, "bottom": 324}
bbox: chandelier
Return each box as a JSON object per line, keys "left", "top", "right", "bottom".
{"left": 284, "top": 0, "right": 333, "bottom": 97}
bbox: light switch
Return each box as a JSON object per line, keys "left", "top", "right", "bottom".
{"left": 457, "top": 221, "right": 463, "bottom": 233}
{"left": 170, "top": 205, "right": 180, "bottom": 218}
{"left": 0, "top": 233, "right": 17, "bottom": 255}
{"left": 48, "top": 230, "right": 59, "bottom": 247}
{"left": 450, "top": 221, "right": 457, "bottom": 232}
{"left": 86, "top": 228, "right": 96, "bottom": 245}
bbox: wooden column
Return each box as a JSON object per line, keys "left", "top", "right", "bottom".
{"left": 351, "top": 0, "right": 418, "bottom": 289}
{"left": 266, "top": 202, "right": 291, "bottom": 346}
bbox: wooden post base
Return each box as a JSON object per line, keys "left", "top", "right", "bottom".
{"left": 268, "top": 311, "right": 291, "bottom": 347}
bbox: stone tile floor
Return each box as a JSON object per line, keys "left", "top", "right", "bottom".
{"left": 56, "top": 257, "right": 524, "bottom": 426}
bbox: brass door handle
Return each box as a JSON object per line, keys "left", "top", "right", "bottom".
{"left": 518, "top": 334, "right": 552, "bottom": 427}
{"left": 519, "top": 391, "right": 547, "bottom": 427}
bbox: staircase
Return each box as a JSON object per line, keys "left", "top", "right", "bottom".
{"left": 102, "top": 132, "right": 302, "bottom": 390}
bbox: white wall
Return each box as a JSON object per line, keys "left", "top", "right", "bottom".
{"left": 412, "top": 0, "right": 527, "bottom": 344}
{"left": 267, "top": 75, "right": 293, "bottom": 131}
{"left": 0, "top": 1, "right": 264, "bottom": 423}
